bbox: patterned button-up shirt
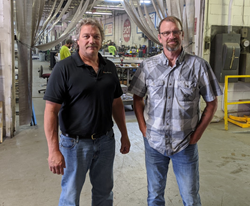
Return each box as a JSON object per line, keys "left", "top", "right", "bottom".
{"left": 128, "top": 50, "right": 222, "bottom": 156}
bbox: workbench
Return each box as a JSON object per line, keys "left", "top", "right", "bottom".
{"left": 115, "top": 64, "right": 138, "bottom": 86}
{"left": 111, "top": 58, "right": 144, "bottom": 108}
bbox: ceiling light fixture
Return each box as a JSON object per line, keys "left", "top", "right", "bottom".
{"left": 140, "top": 0, "right": 151, "bottom": 3}
{"left": 105, "top": 0, "right": 151, "bottom": 2}
{"left": 86, "top": 11, "right": 112, "bottom": 15}
{"left": 104, "top": 0, "right": 121, "bottom": 2}
{"left": 93, "top": 6, "right": 124, "bottom": 11}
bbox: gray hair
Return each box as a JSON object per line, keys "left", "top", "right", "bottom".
{"left": 75, "top": 18, "right": 105, "bottom": 42}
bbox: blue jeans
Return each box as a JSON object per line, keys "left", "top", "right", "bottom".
{"left": 144, "top": 138, "right": 201, "bottom": 206}
{"left": 58, "top": 130, "right": 115, "bottom": 206}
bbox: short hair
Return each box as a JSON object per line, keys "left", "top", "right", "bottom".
{"left": 65, "top": 39, "right": 73, "bottom": 45}
{"left": 158, "top": 16, "right": 183, "bottom": 33}
{"left": 75, "top": 18, "right": 104, "bottom": 42}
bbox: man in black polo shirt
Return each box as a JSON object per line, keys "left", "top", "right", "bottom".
{"left": 44, "top": 18, "right": 130, "bottom": 206}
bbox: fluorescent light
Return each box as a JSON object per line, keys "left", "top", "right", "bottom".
{"left": 86, "top": 11, "right": 112, "bottom": 15}
{"left": 104, "top": 0, "right": 151, "bottom": 2}
{"left": 94, "top": 6, "right": 124, "bottom": 11}
{"left": 140, "top": 0, "right": 151, "bottom": 3}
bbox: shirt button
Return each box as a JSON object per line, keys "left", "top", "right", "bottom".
{"left": 167, "top": 123, "right": 169, "bottom": 125}
{"left": 167, "top": 110, "right": 170, "bottom": 112}
{"left": 169, "top": 83, "right": 172, "bottom": 86}
{"left": 168, "top": 96, "right": 171, "bottom": 99}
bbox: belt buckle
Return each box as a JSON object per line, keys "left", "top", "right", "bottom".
{"left": 91, "top": 133, "right": 96, "bottom": 140}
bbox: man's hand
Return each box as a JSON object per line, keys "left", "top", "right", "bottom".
{"left": 48, "top": 151, "right": 66, "bottom": 175}
{"left": 120, "top": 135, "right": 130, "bottom": 154}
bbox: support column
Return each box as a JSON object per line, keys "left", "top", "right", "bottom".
{"left": 0, "top": 0, "right": 15, "bottom": 138}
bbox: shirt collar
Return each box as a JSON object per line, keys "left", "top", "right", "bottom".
{"left": 160, "top": 48, "right": 185, "bottom": 66}
{"left": 72, "top": 50, "right": 107, "bottom": 67}
{"left": 177, "top": 49, "right": 185, "bottom": 64}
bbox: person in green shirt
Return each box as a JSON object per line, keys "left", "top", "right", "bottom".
{"left": 60, "top": 39, "right": 73, "bottom": 60}
{"left": 108, "top": 42, "right": 117, "bottom": 56}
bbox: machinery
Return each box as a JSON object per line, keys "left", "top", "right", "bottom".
{"left": 148, "top": 46, "right": 158, "bottom": 57}
{"left": 210, "top": 26, "right": 250, "bottom": 83}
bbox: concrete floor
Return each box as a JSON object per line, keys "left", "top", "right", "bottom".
{"left": 0, "top": 59, "right": 250, "bottom": 206}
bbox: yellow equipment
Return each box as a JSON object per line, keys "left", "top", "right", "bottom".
{"left": 224, "top": 75, "right": 250, "bottom": 130}
{"left": 228, "top": 115, "right": 250, "bottom": 128}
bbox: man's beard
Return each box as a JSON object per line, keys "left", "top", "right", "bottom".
{"left": 166, "top": 39, "right": 180, "bottom": 52}
{"left": 166, "top": 45, "right": 179, "bottom": 51}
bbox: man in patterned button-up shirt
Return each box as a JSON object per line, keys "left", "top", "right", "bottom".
{"left": 128, "top": 16, "right": 222, "bottom": 206}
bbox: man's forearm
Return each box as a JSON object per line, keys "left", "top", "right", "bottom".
{"left": 44, "top": 110, "right": 60, "bottom": 152}
{"left": 190, "top": 98, "right": 218, "bottom": 144}
{"left": 133, "top": 95, "right": 146, "bottom": 136}
{"left": 112, "top": 97, "right": 128, "bottom": 136}
{"left": 44, "top": 101, "right": 66, "bottom": 174}
{"left": 44, "top": 101, "right": 61, "bottom": 153}
{"left": 112, "top": 97, "right": 130, "bottom": 154}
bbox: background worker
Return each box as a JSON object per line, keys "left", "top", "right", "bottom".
{"left": 59, "top": 39, "right": 73, "bottom": 60}
{"left": 108, "top": 42, "right": 117, "bottom": 56}
{"left": 44, "top": 18, "right": 130, "bottom": 206}
{"left": 128, "top": 16, "right": 222, "bottom": 206}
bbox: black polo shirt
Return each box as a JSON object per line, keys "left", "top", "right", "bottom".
{"left": 44, "top": 52, "right": 123, "bottom": 136}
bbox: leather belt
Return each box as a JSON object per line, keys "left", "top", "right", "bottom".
{"left": 61, "top": 130, "right": 111, "bottom": 140}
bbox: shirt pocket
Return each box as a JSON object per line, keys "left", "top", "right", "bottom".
{"left": 177, "top": 80, "right": 197, "bottom": 101}
{"left": 146, "top": 79, "right": 165, "bottom": 99}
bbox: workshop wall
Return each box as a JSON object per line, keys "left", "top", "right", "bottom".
{"left": 101, "top": 5, "right": 158, "bottom": 49}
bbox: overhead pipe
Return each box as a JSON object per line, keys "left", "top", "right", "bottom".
{"left": 228, "top": 0, "right": 233, "bottom": 33}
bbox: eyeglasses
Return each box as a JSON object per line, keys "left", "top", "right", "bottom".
{"left": 159, "top": 30, "right": 182, "bottom": 37}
